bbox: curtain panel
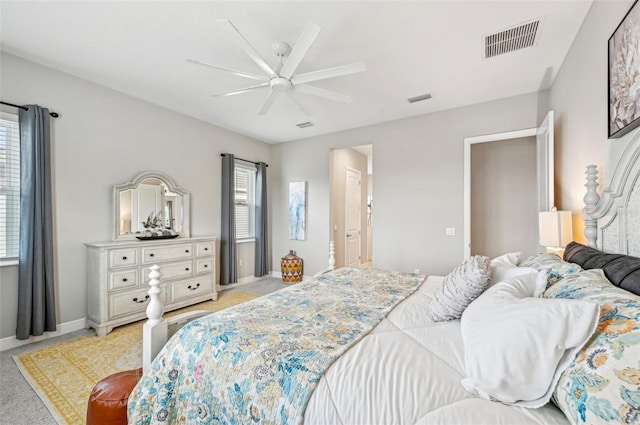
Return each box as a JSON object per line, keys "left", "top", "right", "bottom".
{"left": 255, "top": 162, "right": 268, "bottom": 277}
{"left": 220, "top": 154, "right": 237, "bottom": 285}
{"left": 16, "top": 105, "right": 56, "bottom": 340}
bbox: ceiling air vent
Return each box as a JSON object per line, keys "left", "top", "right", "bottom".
{"left": 296, "top": 121, "right": 314, "bottom": 128}
{"left": 408, "top": 93, "right": 432, "bottom": 104}
{"left": 484, "top": 18, "right": 541, "bottom": 59}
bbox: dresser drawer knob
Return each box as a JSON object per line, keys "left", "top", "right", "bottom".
{"left": 132, "top": 295, "right": 150, "bottom": 303}
{"left": 122, "top": 256, "right": 127, "bottom": 260}
{"left": 187, "top": 283, "right": 200, "bottom": 290}
{"left": 204, "top": 264, "right": 208, "bottom": 268}
{"left": 122, "top": 278, "right": 128, "bottom": 282}
{"left": 185, "top": 267, "right": 190, "bottom": 271}
{"left": 149, "top": 253, "right": 155, "bottom": 257}
{"left": 204, "top": 247, "right": 209, "bottom": 251}
{"left": 185, "top": 249, "right": 190, "bottom": 253}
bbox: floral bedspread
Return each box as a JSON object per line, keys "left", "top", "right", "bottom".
{"left": 127, "top": 268, "right": 424, "bottom": 424}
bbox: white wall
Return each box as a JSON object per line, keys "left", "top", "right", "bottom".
{"left": 272, "top": 92, "right": 541, "bottom": 276}
{"left": 0, "top": 53, "right": 270, "bottom": 339}
{"left": 550, "top": 0, "right": 639, "bottom": 240}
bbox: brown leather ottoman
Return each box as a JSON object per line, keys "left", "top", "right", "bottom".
{"left": 86, "top": 368, "right": 143, "bottom": 425}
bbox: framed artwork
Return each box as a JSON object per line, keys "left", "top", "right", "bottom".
{"left": 608, "top": 0, "right": 640, "bottom": 139}
{"left": 288, "top": 181, "right": 306, "bottom": 240}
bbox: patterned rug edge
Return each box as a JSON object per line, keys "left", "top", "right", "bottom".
{"left": 13, "top": 291, "right": 260, "bottom": 425}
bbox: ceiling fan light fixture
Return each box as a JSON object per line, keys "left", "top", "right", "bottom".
{"left": 270, "top": 77, "right": 292, "bottom": 93}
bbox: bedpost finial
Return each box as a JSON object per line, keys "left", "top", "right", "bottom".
{"left": 146, "top": 265, "right": 164, "bottom": 324}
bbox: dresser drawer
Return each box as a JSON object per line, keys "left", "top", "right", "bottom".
{"left": 109, "top": 248, "right": 138, "bottom": 268}
{"left": 172, "top": 276, "right": 214, "bottom": 303}
{"left": 109, "top": 287, "right": 167, "bottom": 318}
{"left": 196, "top": 258, "right": 213, "bottom": 274}
{"left": 142, "top": 261, "right": 194, "bottom": 282}
{"left": 141, "top": 244, "right": 194, "bottom": 264}
{"left": 196, "top": 241, "right": 214, "bottom": 257}
{"left": 109, "top": 269, "right": 138, "bottom": 291}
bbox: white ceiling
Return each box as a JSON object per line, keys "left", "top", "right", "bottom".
{"left": 0, "top": 1, "right": 592, "bottom": 143}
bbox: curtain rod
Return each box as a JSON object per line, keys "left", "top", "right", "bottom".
{"left": 0, "top": 101, "right": 59, "bottom": 118}
{"left": 220, "top": 153, "right": 268, "bottom": 167}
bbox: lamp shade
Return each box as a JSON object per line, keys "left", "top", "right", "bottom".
{"left": 539, "top": 210, "right": 573, "bottom": 248}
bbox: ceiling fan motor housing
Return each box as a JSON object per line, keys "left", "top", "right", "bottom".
{"left": 270, "top": 76, "right": 293, "bottom": 93}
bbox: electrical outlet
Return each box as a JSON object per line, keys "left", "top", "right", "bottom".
{"left": 414, "top": 268, "right": 420, "bottom": 275}
{"left": 446, "top": 227, "right": 456, "bottom": 236}
{"left": 239, "top": 259, "right": 243, "bottom": 266}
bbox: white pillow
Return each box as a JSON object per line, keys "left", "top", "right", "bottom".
{"left": 460, "top": 271, "right": 600, "bottom": 408}
{"left": 490, "top": 252, "right": 522, "bottom": 267}
{"left": 429, "top": 255, "right": 491, "bottom": 322}
{"left": 488, "top": 265, "right": 538, "bottom": 290}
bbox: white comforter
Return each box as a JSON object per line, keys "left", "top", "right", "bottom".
{"left": 304, "top": 276, "right": 570, "bottom": 424}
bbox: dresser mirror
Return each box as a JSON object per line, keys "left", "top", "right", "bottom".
{"left": 113, "top": 171, "right": 190, "bottom": 240}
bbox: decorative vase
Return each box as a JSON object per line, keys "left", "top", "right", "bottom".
{"left": 281, "top": 250, "right": 303, "bottom": 283}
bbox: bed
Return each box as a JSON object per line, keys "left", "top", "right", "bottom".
{"left": 127, "top": 132, "right": 640, "bottom": 425}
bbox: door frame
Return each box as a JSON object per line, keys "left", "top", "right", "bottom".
{"left": 463, "top": 128, "right": 537, "bottom": 258}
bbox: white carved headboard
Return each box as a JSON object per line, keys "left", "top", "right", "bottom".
{"left": 583, "top": 130, "right": 640, "bottom": 255}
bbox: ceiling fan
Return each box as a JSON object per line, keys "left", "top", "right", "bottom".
{"left": 187, "top": 20, "right": 366, "bottom": 115}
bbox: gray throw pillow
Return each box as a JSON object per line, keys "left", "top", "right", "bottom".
{"left": 429, "top": 255, "right": 491, "bottom": 321}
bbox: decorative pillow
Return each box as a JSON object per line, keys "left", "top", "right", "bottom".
{"left": 544, "top": 269, "right": 640, "bottom": 425}
{"left": 429, "top": 255, "right": 491, "bottom": 322}
{"left": 461, "top": 271, "right": 600, "bottom": 408}
{"left": 521, "top": 252, "right": 583, "bottom": 287}
{"left": 490, "top": 252, "right": 522, "bottom": 267}
{"left": 489, "top": 265, "right": 538, "bottom": 290}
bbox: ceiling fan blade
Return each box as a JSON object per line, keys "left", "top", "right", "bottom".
{"left": 218, "top": 19, "right": 275, "bottom": 77}
{"left": 186, "top": 59, "right": 267, "bottom": 81}
{"left": 279, "top": 22, "right": 321, "bottom": 79}
{"left": 258, "top": 91, "right": 279, "bottom": 115}
{"left": 291, "top": 62, "right": 366, "bottom": 85}
{"left": 295, "top": 84, "right": 354, "bottom": 103}
{"left": 211, "top": 83, "right": 269, "bottom": 97}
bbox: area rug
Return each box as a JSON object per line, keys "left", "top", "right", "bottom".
{"left": 13, "top": 291, "right": 259, "bottom": 425}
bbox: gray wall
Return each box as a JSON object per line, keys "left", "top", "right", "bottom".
{"left": 0, "top": 52, "right": 270, "bottom": 339}
{"left": 470, "top": 137, "right": 538, "bottom": 258}
{"left": 272, "top": 92, "right": 541, "bottom": 277}
{"left": 550, "top": 0, "right": 639, "bottom": 239}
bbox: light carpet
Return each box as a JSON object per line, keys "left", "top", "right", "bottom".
{"left": 13, "top": 291, "right": 259, "bottom": 425}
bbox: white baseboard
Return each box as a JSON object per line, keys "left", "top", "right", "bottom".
{"left": 216, "top": 274, "right": 266, "bottom": 292}
{"left": 0, "top": 317, "right": 87, "bottom": 352}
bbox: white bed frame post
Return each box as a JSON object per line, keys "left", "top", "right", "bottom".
{"left": 583, "top": 165, "right": 600, "bottom": 248}
{"left": 143, "top": 265, "right": 167, "bottom": 373}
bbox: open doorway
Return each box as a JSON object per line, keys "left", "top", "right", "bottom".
{"left": 329, "top": 145, "right": 372, "bottom": 268}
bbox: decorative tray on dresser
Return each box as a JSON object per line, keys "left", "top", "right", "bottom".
{"left": 85, "top": 236, "right": 217, "bottom": 336}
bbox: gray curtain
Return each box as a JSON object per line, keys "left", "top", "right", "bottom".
{"left": 17, "top": 105, "right": 56, "bottom": 340}
{"left": 254, "top": 162, "right": 268, "bottom": 277}
{"left": 221, "top": 154, "right": 237, "bottom": 285}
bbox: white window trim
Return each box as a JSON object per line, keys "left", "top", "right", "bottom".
{"left": 0, "top": 112, "right": 20, "bottom": 265}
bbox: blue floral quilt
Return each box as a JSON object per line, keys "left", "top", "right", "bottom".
{"left": 128, "top": 268, "right": 424, "bottom": 424}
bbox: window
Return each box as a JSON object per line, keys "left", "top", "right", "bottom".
{"left": 0, "top": 113, "right": 20, "bottom": 260}
{"left": 235, "top": 164, "right": 256, "bottom": 240}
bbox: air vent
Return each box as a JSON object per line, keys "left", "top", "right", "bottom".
{"left": 296, "top": 121, "right": 314, "bottom": 128}
{"left": 484, "top": 19, "right": 541, "bottom": 59}
{"left": 407, "top": 93, "right": 432, "bottom": 104}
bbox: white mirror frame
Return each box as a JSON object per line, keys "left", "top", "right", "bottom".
{"left": 113, "top": 171, "right": 190, "bottom": 241}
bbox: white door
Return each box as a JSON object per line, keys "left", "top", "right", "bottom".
{"left": 345, "top": 167, "right": 361, "bottom": 267}
{"left": 537, "top": 111, "right": 555, "bottom": 212}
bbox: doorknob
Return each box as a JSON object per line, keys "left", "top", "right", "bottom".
{"left": 346, "top": 233, "right": 352, "bottom": 237}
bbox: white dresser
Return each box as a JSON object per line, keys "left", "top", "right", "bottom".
{"left": 85, "top": 236, "right": 217, "bottom": 336}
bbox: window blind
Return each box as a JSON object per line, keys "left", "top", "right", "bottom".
{"left": 0, "top": 114, "right": 20, "bottom": 259}
{"left": 235, "top": 164, "right": 256, "bottom": 239}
